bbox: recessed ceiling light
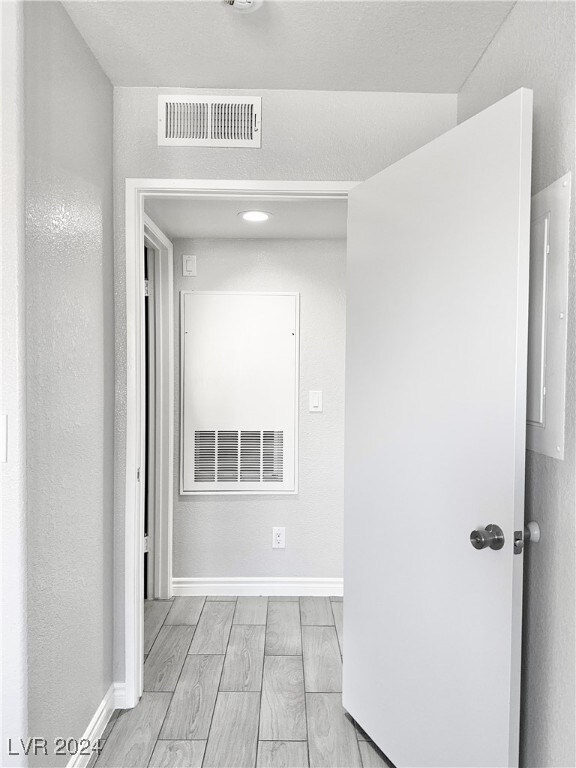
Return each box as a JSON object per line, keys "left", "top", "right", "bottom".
{"left": 239, "top": 210, "right": 272, "bottom": 223}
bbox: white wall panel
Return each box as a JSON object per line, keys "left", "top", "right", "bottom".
{"left": 181, "top": 292, "right": 299, "bottom": 494}
{"left": 526, "top": 173, "right": 571, "bottom": 460}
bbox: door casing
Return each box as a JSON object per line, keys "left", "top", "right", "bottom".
{"left": 143, "top": 215, "right": 174, "bottom": 604}
{"left": 123, "top": 180, "right": 357, "bottom": 706}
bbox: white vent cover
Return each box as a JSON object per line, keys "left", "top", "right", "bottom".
{"left": 194, "top": 430, "right": 284, "bottom": 484}
{"left": 158, "top": 96, "right": 261, "bottom": 147}
{"left": 181, "top": 291, "right": 299, "bottom": 494}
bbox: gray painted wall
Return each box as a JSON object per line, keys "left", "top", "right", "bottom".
{"left": 458, "top": 3, "right": 575, "bottom": 766}
{"left": 172, "top": 238, "right": 346, "bottom": 579}
{"left": 24, "top": 3, "right": 115, "bottom": 764}
{"left": 113, "top": 86, "right": 456, "bottom": 676}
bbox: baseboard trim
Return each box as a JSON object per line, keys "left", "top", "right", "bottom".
{"left": 172, "top": 576, "right": 343, "bottom": 597}
{"left": 66, "top": 684, "right": 115, "bottom": 768}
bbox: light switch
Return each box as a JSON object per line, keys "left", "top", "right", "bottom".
{"left": 182, "top": 254, "right": 197, "bottom": 277}
{"left": 309, "top": 391, "right": 323, "bottom": 412}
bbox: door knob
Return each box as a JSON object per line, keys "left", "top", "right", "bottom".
{"left": 470, "top": 524, "right": 505, "bottom": 551}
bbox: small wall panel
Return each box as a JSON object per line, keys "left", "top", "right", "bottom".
{"left": 526, "top": 173, "right": 571, "bottom": 460}
{"left": 181, "top": 292, "right": 299, "bottom": 493}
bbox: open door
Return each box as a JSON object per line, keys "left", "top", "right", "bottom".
{"left": 343, "top": 89, "right": 532, "bottom": 768}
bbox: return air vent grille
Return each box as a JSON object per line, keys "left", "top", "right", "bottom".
{"left": 194, "top": 430, "right": 284, "bottom": 484}
{"left": 158, "top": 96, "right": 261, "bottom": 147}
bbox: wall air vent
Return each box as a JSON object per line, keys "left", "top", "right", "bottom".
{"left": 158, "top": 96, "right": 261, "bottom": 147}
{"left": 194, "top": 430, "right": 284, "bottom": 484}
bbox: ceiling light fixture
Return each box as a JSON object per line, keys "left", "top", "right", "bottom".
{"left": 239, "top": 211, "right": 272, "bottom": 222}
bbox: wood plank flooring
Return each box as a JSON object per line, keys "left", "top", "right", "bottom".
{"left": 265, "top": 602, "right": 302, "bottom": 656}
{"left": 145, "top": 626, "right": 196, "bottom": 692}
{"left": 220, "top": 625, "right": 266, "bottom": 692}
{"left": 302, "top": 626, "right": 342, "bottom": 693}
{"left": 96, "top": 596, "right": 391, "bottom": 768}
{"left": 260, "top": 655, "right": 306, "bottom": 741}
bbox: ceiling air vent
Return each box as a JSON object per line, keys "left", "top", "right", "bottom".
{"left": 158, "top": 96, "right": 261, "bottom": 148}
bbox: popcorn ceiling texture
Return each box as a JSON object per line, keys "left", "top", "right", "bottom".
{"left": 459, "top": 3, "right": 576, "bottom": 766}
{"left": 24, "top": 4, "right": 115, "bottom": 765}
{"left": 113, "top": 86, "right": 457, "bottom": 678}
{"left": 64, "top": 0, "right": 514, "bottom": 93}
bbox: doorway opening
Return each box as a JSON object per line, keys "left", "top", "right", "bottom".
{"left": 140, "top": 217, "right": 175, "bottom": 607}
{"left": 124, "top": 180, "right": 355, "bottom": 706}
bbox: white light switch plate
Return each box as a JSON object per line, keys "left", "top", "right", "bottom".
{"left": 182, "top": 254, "right": 197, "bottom": 277}
{"left": 309, "top": 390, "right": 323, "bottom": 412}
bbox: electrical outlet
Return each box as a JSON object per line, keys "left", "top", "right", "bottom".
{"left": 272, "top": 527, "right": 285, "bottom": 549}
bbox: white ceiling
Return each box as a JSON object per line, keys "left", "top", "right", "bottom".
{"left": 64, "top": 1, "right": 514, "bottom": 93}
{"left": 144, "top": 197, "right": 348, "bottom": 239}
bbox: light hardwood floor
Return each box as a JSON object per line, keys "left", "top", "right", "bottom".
{"left": 93, "top": 597, "right": 393, "bottom": 768}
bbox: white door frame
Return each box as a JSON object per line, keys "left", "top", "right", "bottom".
{"left": 144, "top": 214, "right": 174, "bottom": 601}
{"left": 124, "top": 178, "right": 357, "bottom": 707}
{"left": 143, "top": 239, "right": 157, "bottom": 601}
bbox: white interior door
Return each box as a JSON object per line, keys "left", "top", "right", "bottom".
{"left": 343, "top": 89, "right": 532, "bottom": 768}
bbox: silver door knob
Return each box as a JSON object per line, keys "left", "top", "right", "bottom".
{"left": 470, "top": 524, "right": 505, "bottom": 551}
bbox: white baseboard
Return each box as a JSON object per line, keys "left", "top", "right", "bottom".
{"left": 172, "top": 576, "right": 343, "bottom": 597}
{"left": 66, "top": 684, "right": 115, "bottom": 768}
{"left": 113, "top": 682, "right": 127, "bottom": 709}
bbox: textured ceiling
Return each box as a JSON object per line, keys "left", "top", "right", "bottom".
{"left": 144, "top": 197, "right": 348, "bottom": 239}
{"left": 64, "top": 1, "right": 514, "bottom": 92}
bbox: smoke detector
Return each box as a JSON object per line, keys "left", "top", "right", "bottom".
{"left": 223, "top": 0, "right": 263, "bottom": 12}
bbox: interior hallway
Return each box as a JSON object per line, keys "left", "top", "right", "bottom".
{"left": 93, "top": 596, "right": 388, "bottom": 768}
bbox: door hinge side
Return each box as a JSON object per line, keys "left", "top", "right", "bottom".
{"left": 144, "top": 279, "right": 150, "bottom": 297}
{"left": 144, "top": 534, "right": 150, "bottom": 554}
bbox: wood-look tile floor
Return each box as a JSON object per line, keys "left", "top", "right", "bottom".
{"left": 94, "top": 597, "right": 393, "bottom": 768}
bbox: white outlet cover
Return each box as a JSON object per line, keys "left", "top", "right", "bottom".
{"left": 272, "top": 526, "right": 285, "bottom": 548}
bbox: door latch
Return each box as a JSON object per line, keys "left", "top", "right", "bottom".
{"left": 514, "top": 522, "right": 541, "bottom": 554}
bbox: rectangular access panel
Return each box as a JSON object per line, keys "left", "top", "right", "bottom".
{"left": 180, "top": 291, "right": 299, "bottom": 494}
{"left": 526, "top": 173, "right": 571, "bottom": 460}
